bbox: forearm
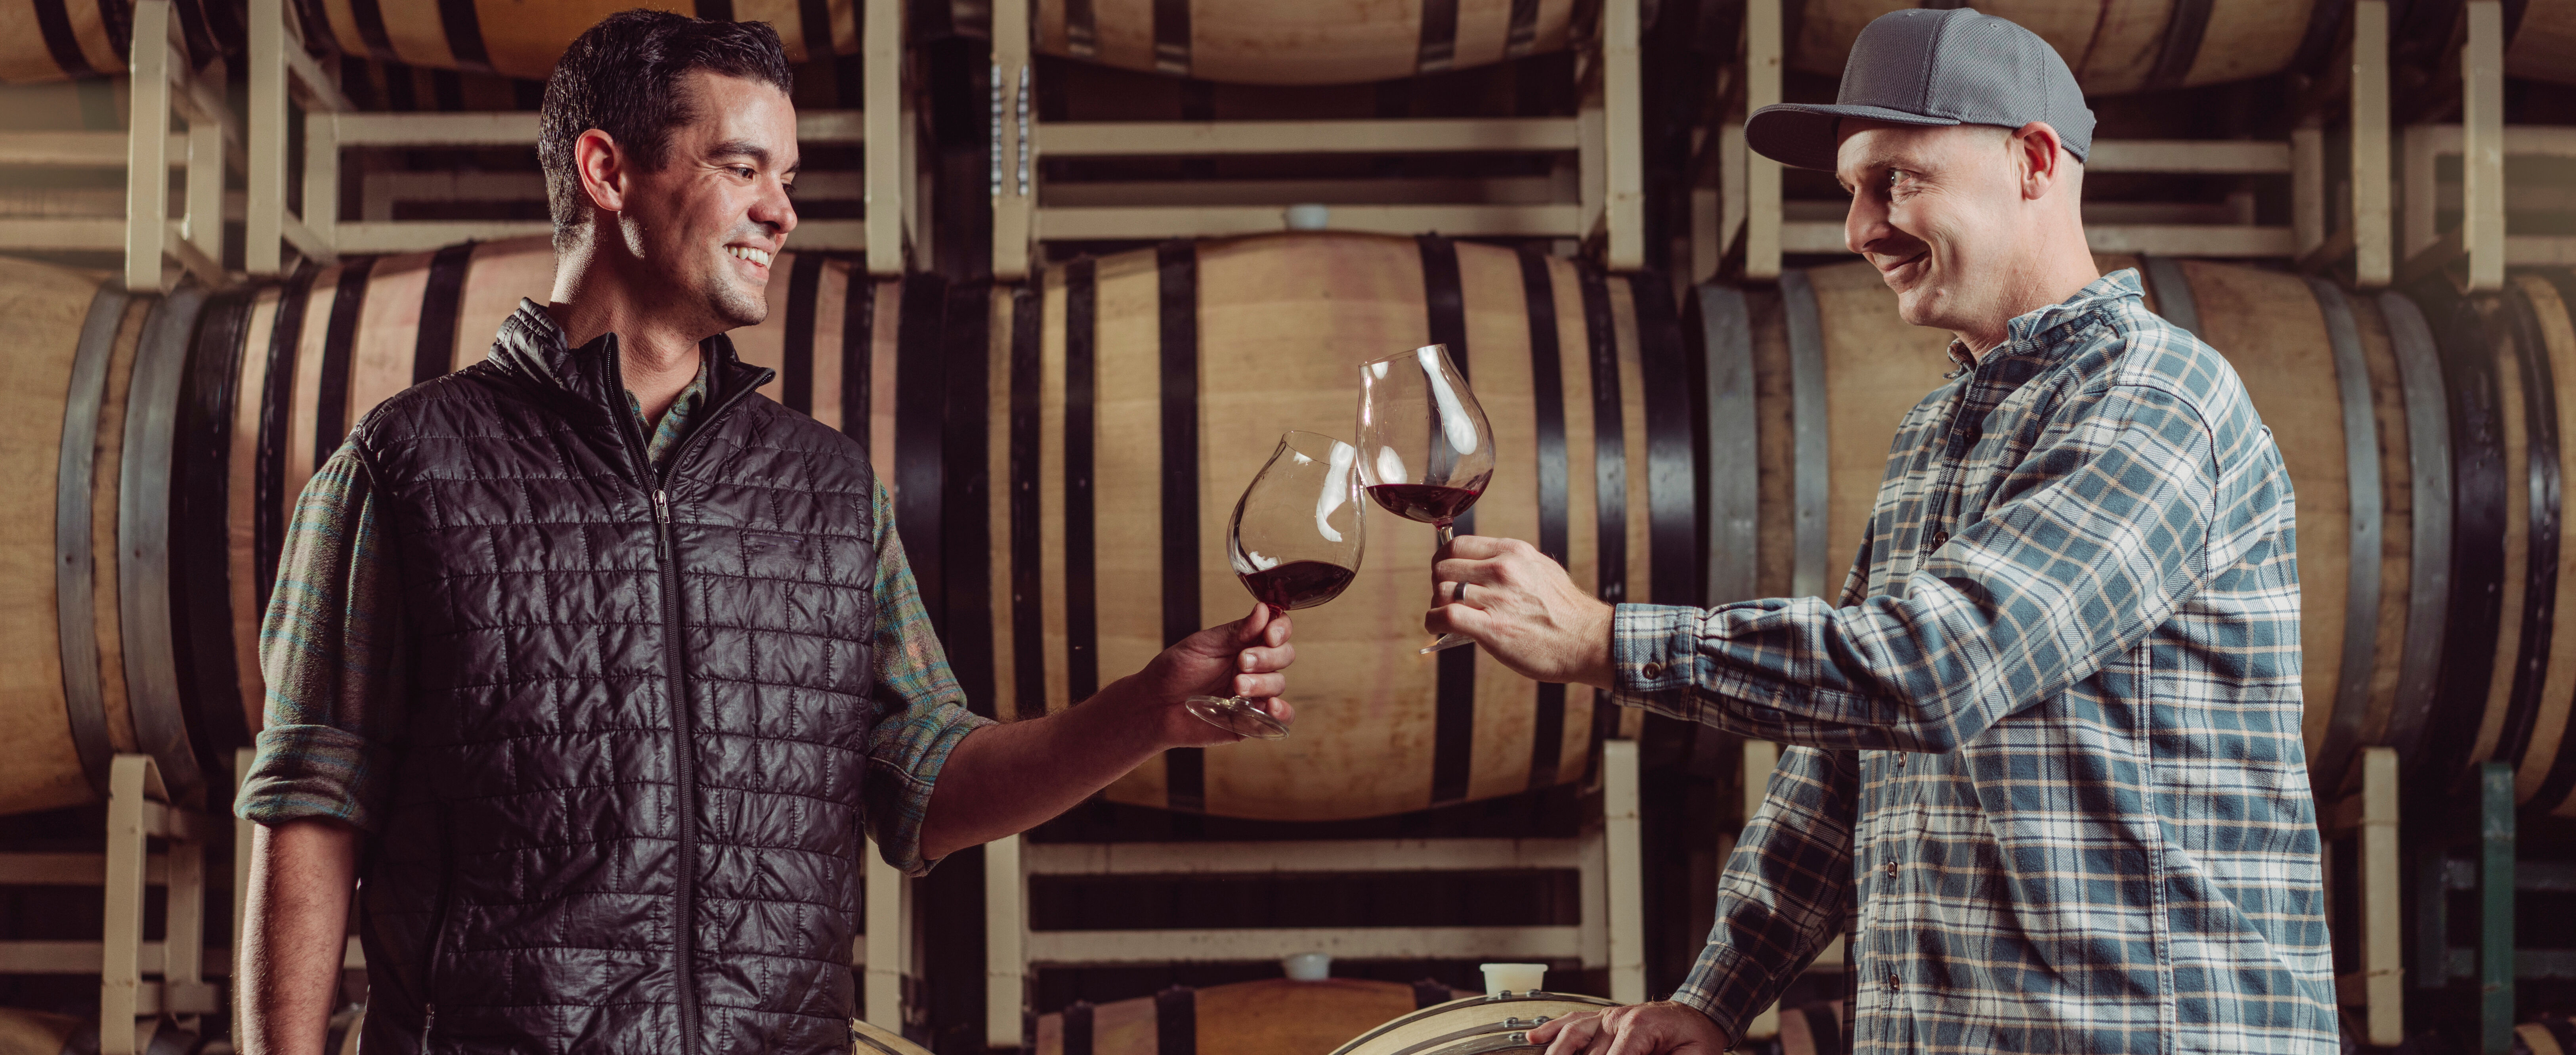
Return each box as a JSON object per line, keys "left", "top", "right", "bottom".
{"left": 237, "top": 819, "right": 359, "bottom": 1055}
{"left": 1671, "top": 746, "right": 1857, "bottom": 1040}
{"left": 916, "top": 675, "right": 1169, "bottom": 860}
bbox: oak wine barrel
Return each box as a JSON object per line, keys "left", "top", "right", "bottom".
{"left": 1034, "top": 0, "right": 1578, "bottom": 86}
{"left": 9, "top": 229, "right": 1688, "bottom": 826}
{"left": 978, "top": 231, "right": 1691, "bottom": 820}
{"left": 1687, "top": 256, "right": 2448, "bottom": 801}
{"left": 2404, "top": 268, "right": 2576, "bottom": 815}
{"left": 1329, "top": 989, "right": 1615, "bottom": 1055}
{"left": 0, "top": 0, "right": 232, "bottom": 84}
{"left": 1035, "top": 979, "right": 1477, "bottom": 1055}
{"left": 1789, "top": 0, "right": 2343, "bottom": 96}
{"left": 0, "top": 256, "right": 226, "bottom": 816}
{"left": 307, "top": 0, "right": 859, "bottom": 81}
{"left": 0, "top": 1006, "right": 82, "bottom": 1055}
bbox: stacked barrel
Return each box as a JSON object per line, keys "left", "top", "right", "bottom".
{"left": 13, "top": 0, "right": 2576, "bottom": 1052}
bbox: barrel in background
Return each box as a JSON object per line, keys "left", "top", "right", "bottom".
{"left": 0, "top": 0, "right": 235, "bottom": 84}
{"left": 1034, "top": 979, "right": 1475, "bottom": 1055}
{"left": 2404, "top": 268, "right": 2576, "bottom": 815}
{"left": 978, "top": 231, "right": 1694, "bottom": 821}
{"left": 307, "top": 0, "right": 859, "bottom": 81}
{"left": 1788, "top": 0, "right": 2342, "bottom": 96}
{"left": 1033, "top": 0, "right": 1577, "bottom": 85}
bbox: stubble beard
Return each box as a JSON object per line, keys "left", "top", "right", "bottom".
{"left": 701, "top": 266, "right": 768, "bottom": 330}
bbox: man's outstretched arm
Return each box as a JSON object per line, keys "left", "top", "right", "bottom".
{"left": 917, "top": 603, "right": 1294, "bottom": 860}
{"left": 237, "top": 819, "right": 358, "bottom": 1055}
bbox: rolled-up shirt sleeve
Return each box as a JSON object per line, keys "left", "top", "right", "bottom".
{"left": 859, "top": 481, "right": 996, "bottom": 876}
{"left": 235, "top": 442, "right": 406, "bottom": 832}
{"left": 1610, "top": 378, "right": 2218, "bottom": 752}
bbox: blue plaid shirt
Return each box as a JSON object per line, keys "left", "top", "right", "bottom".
{"left": 1613, "top": 271, "right": 2334, "bottom": 1053}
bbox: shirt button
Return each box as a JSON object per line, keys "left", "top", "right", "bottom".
{"left": 1930, "top": 530, "right": 1949, "bottom": 549}
{"left": 1887, "top": 973, "right": 1901, "bottom": 993}
{"left": 1641, "top": 662, "right": 1663, "bottom": 680}
{"left": 1895, "top": 755, "right": 1905, "bottom": 768}
{"left": 1885, "top": 860, "right": 1898, "bottom": 879}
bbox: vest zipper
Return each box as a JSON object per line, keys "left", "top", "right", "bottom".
{"left": 602, "top": 346, "right": 767, "bottom": 1055}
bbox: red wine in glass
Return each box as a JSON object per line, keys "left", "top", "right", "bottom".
{"left": 1355, "top": 344, "right": 1495, "bottom": 654}
{"left": 1361, "top": 484, "right": 1484, "bottom": 525}
{"left": 1241, "top": 559, "right": 1359, "bottom": 612}
{"left": 1184, "top": 430, "right": 1368, "bottom": 740}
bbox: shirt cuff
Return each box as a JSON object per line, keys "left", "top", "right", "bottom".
{"left": 1609, "top": 603, "right": 1701, "bottom": 708}
{"left": 235, "top": 723, "right": 394, "bottom": 833}
{"left": 1668, "top": 942, "right": 1757, "bottom": 1047}
{"left": 863, "top": 708, "right": 995, "bottom": 877}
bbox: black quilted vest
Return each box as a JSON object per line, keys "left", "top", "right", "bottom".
{"left": 352, "top": 302, "right": 879, "bottom": 1055}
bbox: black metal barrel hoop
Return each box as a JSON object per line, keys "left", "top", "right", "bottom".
{"left": 2524, "top": 268, "right": 2576, "bottom": 813}
{"left": 2418, "top": 282, "right": 2510, "bottom": 790}
{"left": 2488, "top": 276, "right": 2566, "bottom": 785}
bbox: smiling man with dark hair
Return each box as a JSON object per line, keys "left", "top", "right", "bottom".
{"left": 1437, "top": 9, "right": 2335, "bottom": 1055}
{"left": 231, "top": 12, "right": 1296, "bottom": 1055}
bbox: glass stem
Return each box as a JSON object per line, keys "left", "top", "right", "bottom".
{"left": 1433, "top": 519, "right": 1455, "bottom": 591}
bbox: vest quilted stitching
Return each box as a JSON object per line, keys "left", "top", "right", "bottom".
{"left": 351, "top": 306, "right": 879, "bottom": 1055}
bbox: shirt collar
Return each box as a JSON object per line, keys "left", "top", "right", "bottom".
{"left": 1951, "top": 269, "right": 2147, "bottom": 374}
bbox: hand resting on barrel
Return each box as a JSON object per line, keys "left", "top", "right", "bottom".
{"left": 1528, "top": 1002, "right": 1730, "bottom": 1055}
{"left": 1425, "top": 535, "right": 1617, "bottom": 688}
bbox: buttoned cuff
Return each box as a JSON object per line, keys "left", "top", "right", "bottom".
{"left": 1609, "top": 603, "right": 1699, "bottom": 708}
{"left": 1668, "top": 942, "right": 1756, "bottom": 1047}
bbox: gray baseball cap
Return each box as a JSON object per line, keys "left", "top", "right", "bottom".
{"left": 1745, "top": 7, "right": 2094, "bottom": 172}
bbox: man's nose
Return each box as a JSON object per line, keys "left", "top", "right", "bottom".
{"left": 1845, "top": 193, "right": 1891, "bottom": 256}
{"left": 751, "top": 176, "right": 798, "bottom": 237}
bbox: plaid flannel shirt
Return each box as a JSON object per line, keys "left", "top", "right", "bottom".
{"left": 236, "top": 341, "right": 990, "bottom": 876}
{"left": 1613, "top": 271, "right": 2334, "bottom": 1053}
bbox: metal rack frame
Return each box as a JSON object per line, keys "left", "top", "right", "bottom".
{"left": 0, "top": 755, "right": 223, "bottom": 1055}
{"left": 0, "top": 0, "right": 235, "bottom": 289}
{"left": 245, "top": 0, "right": 913, "bottom": 276}
{"left": 987, "top": 0, "right": 1649, "bottom": 280}
{"left": 979, "top": 740, "right": 1651, "bottom": 1049}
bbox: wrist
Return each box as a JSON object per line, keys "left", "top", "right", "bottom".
{"left": 1577, "top": 599, "right": 1619, "bottom": 688}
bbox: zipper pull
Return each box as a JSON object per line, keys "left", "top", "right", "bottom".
{"left": 423, "top": 1003, "right": 438, "bottom": 1046}
{"left": 654, "top": 489, "right": 670, "bottom": 524}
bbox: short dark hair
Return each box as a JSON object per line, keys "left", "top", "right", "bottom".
{"left": 538, "top": 10, "right": 794, "bottom": 245}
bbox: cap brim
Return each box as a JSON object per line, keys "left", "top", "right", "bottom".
{"left": 1744, "top": 103, "right": 1961, "bottom": 171}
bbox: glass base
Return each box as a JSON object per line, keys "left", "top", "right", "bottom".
{"left": 1421, "top": 632, "right": 1475, "bottom": 654}
{"left": 1185, "top": 695, "right": 1291, "bottom": 740}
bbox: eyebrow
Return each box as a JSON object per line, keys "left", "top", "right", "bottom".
{"left": 710, "top": 140, "right": 801, "bottom": 175}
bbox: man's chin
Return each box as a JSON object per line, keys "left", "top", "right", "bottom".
{"left": 1894, "top": 287, "right": 1941, "bottom": 328}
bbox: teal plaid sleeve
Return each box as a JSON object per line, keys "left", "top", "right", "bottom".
{"left": 234, "top": 442, "right": 407, "bottom": 832}
{"left": 860, "top": 480, "right": 996, "bottom": 875}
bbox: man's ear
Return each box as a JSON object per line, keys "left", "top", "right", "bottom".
{"left": 2011, "top": 121, "right": 2067, "bottom": 201}
{"left": 574, "top": 128, "right": 627, "bottom": 214}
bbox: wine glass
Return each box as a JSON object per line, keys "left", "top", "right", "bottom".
{"left": 1184, "top": 430, "right": 1368, "bottom": 740}
{"left": 1354, "top": 344, "right": 1494, "bottom": 654}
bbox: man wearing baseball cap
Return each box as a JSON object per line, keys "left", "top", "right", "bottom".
{"left": 1433, "top": 8, "right": 2335, "bottom": 1053}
